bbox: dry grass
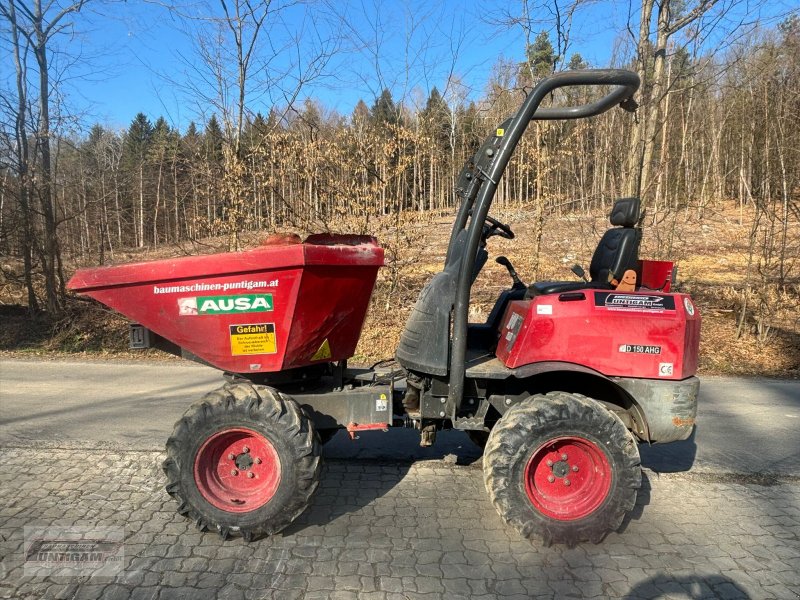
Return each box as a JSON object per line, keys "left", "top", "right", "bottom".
{"left": 1, "top": 201, "right": 798, "bottom": 378}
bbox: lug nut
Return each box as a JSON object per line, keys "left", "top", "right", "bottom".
{"left": 547, "top": 475, "right": 555, "bottom": 483}
{"left": 242, "top": 446, "right": 250, "bottom": 453}
{"left": 247, "top": 472, "right": 255, "bottom": 479}
{"left": 561, "top": 453, "right": 568, "bottom": 461}
{"left": 231, "top": 469, "right": 238, "bottom": 476}
{"left": 255, "top": 457, "right": 262, "bottom": 464}
{"left": 564, "top": 479, "right": 571, "bottom": 486}
{"left": 228, "top": 453, "right": 235, "bottom": 460}
{"left": 572, "top": 465, "right": 579, "bottom": 472}
{"left": 546, "top": 459, "right": 553, "bottom": 467}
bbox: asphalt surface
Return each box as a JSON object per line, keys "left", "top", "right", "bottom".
{"left": 1, "top": 358, "right": 798, "bottom": 474}
{"left": 0, "top": 358, "right": 799, "bottom": 600}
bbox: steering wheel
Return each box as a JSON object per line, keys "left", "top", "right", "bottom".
{"left": 484, "top": 215, "right": 515, "bottom": 239}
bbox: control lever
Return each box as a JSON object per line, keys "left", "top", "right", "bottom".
{"left": 571, "top": 264, "right": 589, "bottom": 282}
{"left": 496, "top": 256, "right": 526, "bottom": 290}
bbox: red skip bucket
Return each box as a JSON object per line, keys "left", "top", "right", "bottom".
{"left": 68, "top": 234, "right": 384, "bottom": 373}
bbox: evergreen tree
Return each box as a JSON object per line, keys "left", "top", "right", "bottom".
{"left": 123, "top": 113, "right": 153, "bottom": 247}
{"left": 301, "top": 98, "right": 323, "bottom": 137}
{"left": 461, "top": 101, "right": 481, "bottom": 156}
{"left": 567, "top": 53, "right": 588, "bottom": 70}
{"left": 203, "top": 115, "right": 224, "bottom": 163}
{"left": 184, "top": 121, "right": 200, "bottom": 144}
{"left": 420, "top": 87, "right": 450, "bottom": 148}
{"left": 352, "top": 100, "right": 370, "bottom": 129}
{"left": 124, "top": 113, "right": 153, "bottom": 161}
{"left": 371, "top": 89, "right": 399, "bottom": 128}
{"left": 251, "top": 112, "right": 268, "bottom": 134}
{"left": 265, "top": 108, "right": 284, "bottom": 132}
{"left": 87, "top": 123, "right": 105, "bottom": 147}
{"left": 520, "top": 32, "right": 557, "bottom": 85}
{"left": 152, "top": 116, "right": 171, "bottom": 139}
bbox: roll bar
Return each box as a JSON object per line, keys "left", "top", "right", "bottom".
{"left": 447, "top": 69, "right": 640, "bottom": 408}
{"left": 528, "top": 69, "right": 640, "bottom": 120}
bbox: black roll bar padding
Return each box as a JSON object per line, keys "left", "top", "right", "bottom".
{"left": 447, "top": 69, "right": 640, "bottom": 408}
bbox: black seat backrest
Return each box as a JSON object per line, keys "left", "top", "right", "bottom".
{"left": 589, "top": 197, "right": 641, "bottom": 284}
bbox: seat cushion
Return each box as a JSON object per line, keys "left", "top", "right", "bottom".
{"left": 589, "top": 228, "right": 639, "bottom": 284}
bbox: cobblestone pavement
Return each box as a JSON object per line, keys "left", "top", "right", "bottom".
{"left": 0, "top": 446, "right": 798, "bottom": 600}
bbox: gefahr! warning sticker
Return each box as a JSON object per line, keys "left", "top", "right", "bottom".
{"left": 229, "top": 323, "right": 277, "bottom": 356}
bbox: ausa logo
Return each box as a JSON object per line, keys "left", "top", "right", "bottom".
{"left": 191, "top": 294, "right": 274, "bottom": 315}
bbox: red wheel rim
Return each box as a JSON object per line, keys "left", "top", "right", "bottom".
{"left": 194, "top": 428, "right": 281, "bottom": 513}
{"left": 524, "top": 436, "right": 611, "bottom": 521}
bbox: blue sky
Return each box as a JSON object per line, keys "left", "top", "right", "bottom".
{"left": 13, "top": 0, "right": 796, "bottom": 132}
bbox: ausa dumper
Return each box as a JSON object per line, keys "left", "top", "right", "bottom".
{"left": 68, "top": 69, "right": 700, "bottom": 546}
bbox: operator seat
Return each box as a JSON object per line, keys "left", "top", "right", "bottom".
{"left": 526, "top": 197, "right": 642, "bottom": 297}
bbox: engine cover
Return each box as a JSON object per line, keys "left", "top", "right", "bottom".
{"left": 496, "top": 290, "right": 700, "bottom": 380}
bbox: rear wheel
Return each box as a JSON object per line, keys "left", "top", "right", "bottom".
{"left": 483, "top": 392, "right": 640, "bottom": 546}
{"left": 163, "top": 383, "right": 321, "bottom": 541}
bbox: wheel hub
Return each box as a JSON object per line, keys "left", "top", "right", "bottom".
{"left": 193, "top": 428, "right": 281, "bottom": 513}
{"left": 234, "top": 452, "right": 253, "bottom": 471}
{"left": 524, "top": 436, "right": 612, "bottom": 521}
{"left": 551, "top": 460, "right": 569, "bottom": 478}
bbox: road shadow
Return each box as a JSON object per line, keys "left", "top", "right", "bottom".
{"left": 282, "top": 459, "right": 413, "bottom": 535}
{"left": 752, "top": 374, "right": 800, "bottom": 404}
{"left": 639, "top": 426, "right": 698, "bottom": 473}
{"left": 623, "top": 574, "right": 751, "bottom": 599}
{"left": 321, "top": 428, "right": 484, "bottom": 465}
{"left": 282, "top": 428, "right": 483, "bottom": 536}
{"left": 293, "top": 426, "right": 699, "bottom": 536}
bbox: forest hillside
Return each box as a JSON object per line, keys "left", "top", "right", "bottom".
{"left": 1, "top": 2, "right": 798, "bottom": 376}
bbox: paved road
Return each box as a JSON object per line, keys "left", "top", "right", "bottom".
{"left": 0, "top": 358, "right": 799, "bottom": 599}
{"left": 1, "top": 359, "right": 798, "bottom": 473}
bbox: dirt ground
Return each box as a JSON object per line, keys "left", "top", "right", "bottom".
{"left": 1, "top": 201, "right": 798, "bottom": 377}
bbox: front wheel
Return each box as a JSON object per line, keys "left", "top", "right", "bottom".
{"left": 163, "top": 383, "right": 321, "bottom": 541}
{"left": 483, "top": 392, "right": 640, "bottom": 546}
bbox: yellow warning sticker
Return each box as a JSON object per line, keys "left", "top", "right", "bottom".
{"left": 496, "top": 128, "right": 505, "bottom": 137}
{"left": 311, "top": 338, "right": 332, "bottom": 361}
{"left": 229, "top": 323, "right": 277, "bottom": 356}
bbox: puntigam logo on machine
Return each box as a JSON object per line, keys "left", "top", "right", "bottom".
{"left": 594, "top": 292, "right": 675, "bottom": 312}
{"left": 177, "top": 294, "right": 273, "bottom": 316}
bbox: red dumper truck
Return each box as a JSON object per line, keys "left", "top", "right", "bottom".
{"left": 69, "top": 69, "right": 700, "bottom": 546}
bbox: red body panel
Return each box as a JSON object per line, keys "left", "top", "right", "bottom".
{"left": 68, "top": 235, "right": 384, "bottom": 374}
{"left": 496, "top": 290, "right": 700, "bottom": 380}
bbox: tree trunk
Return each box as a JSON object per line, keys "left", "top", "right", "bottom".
{"left": 626, "top": 0, "right": 655, "bottom": 199}
{"left": 7, "top": 0, "right": 38, "bottom": 312}
{"left": 33, "top": 0, "right": 64, "bottom": 312}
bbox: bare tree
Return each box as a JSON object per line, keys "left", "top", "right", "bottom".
{"left": 1, "top": 0, "right": 89, "bottom": 312}
{"left": 2, "top": 0, "right": 37, "bottom": 312}
{"left": 487, "top": 0, "right": 589, "bottom": 75}
{"left": 158, "top": 0, "right": 340, "bottom": 248}
{"left": 625, "top": 0, "right": 724, "bottom": 203}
